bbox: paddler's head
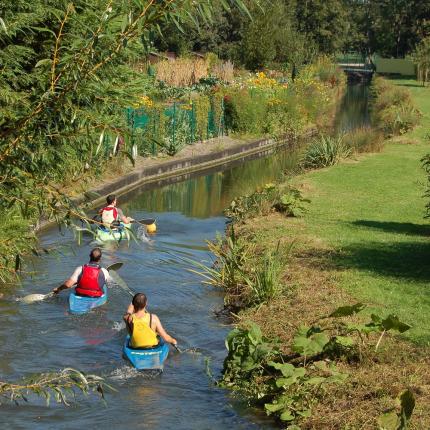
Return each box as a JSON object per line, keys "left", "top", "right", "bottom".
{"left": 132, "top": 293, "right": 147, "bottom": 311}
{"left": 89, "top": 247, "right": 102, "bottom": 263}
{"left": 106, "top": 194, "right": 117, "bottom": 207}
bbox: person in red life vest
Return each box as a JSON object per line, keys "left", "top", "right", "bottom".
{"left": 52, "top": 248, "right": 113, "bottom": 297}
{"left": 100, "top": 194, "right": 133, "bottom": 228}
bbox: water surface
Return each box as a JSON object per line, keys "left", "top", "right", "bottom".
{"left": 1, "top": 83, "right": 368, "bottom": 429}
{"left": 2, "top": 148, "right": 302, "bottom": 430}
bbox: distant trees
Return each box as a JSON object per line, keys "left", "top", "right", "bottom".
{"left": 152, "top": 0, "right": 430, "bottom": 70}
{"left": 346, "top": 0, "right": 430, "bottom": 58}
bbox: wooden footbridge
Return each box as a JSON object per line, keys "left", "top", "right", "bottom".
{"left": 337, "top": 53, "right": 375, "bottom": 81}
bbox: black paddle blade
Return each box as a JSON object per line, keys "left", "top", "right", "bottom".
{"left": 137, "top": 218, "right": 155, "bottom": 225}
{"left": 107, "top": 262, "right": 123, "bottom": 272}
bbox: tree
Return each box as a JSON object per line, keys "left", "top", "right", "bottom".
{"left": 411, "top": 36, "right": 430, "bottom": 86}
{"left": 346, "top": 0, "right": 430, "bottom": 58}
{"left": 0, "top": 0, "right": 250, "bottom": 276}
{"left": 296, "top": 0, "right": 350, "bottom": 54}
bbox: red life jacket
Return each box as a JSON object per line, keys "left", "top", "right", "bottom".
{"left": 75, "top": 264, "right": 105, "bottom": 297}
{"left": 102, "top": 206, "right": 118, "bottom": 220}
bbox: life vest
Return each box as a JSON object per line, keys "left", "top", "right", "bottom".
{"left": 75, "top": 263, "right": 105, "bottom": 297}
{"left": 101, "top": 205, "right": 118, "bottom": 226}
{"left": 130, "top": 313, "right": 159, "bottom": 348}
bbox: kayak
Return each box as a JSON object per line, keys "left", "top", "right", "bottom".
{"left": 123, "top": 335, "right": 169, "bottom": 370}
{"left": 95, "top": 223, "right": 132, "bottom": 243}
{"left": 69, "top": 286, "right": 107, "bottom": 314}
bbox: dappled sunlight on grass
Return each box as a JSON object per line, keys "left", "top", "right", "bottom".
{"left": 290, "top": 80, "right": 430, "bottom": 343}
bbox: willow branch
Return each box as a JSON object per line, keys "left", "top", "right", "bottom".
{"left": 51, "top": 4, "right": 74, "bottom": 92}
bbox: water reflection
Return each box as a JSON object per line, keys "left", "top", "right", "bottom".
{"left": 124, "top": 145, "right": 300, "bottom": 218}
{"left": 335, "top": 83, "right": 370, "bottom": 133}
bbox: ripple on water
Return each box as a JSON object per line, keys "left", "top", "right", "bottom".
{"left": 109, "top": 365, "right": 162, "bottom": 382}
{"left": 111, "top": 320, "right": 126, "bottom": 331}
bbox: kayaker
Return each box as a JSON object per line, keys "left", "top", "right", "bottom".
{"left": 123, "top": 293, "right": 177, "bottom": 348}
{"left": 52, "top": 248, "right": 112, "bottom": 297}
{"left": 100, "top": 194, "right": 133, "bottom": 228}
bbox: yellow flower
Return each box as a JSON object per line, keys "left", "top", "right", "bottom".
{"left": 138, "top": 95, "right": 154, "bottom": 108}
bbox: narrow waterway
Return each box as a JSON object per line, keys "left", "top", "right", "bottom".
{"left": 1, "top": 83, "right": 369, "bottom": 429}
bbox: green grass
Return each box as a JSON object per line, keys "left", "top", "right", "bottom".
{"left": 297, "top": 79, "right": 430, "bottom": 344}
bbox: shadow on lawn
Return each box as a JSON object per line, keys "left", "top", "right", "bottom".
{"left": 303, "top": 240, "right": 430, "bottom": 283}
{"left": 396, "top": 82, "right": 425, "bottom": 88}
{"left": 337, "top": 241, "right": 430, "bottom": 282}
{"left": 352, "top": 219, "right": 430, "bottom": 237}
{"left": 387, "top": 77, "right": 426, "bottom": 88}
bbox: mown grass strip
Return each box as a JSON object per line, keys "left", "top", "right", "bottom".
{"left": 295, "top": 79, "right": 430, "bottom": 343}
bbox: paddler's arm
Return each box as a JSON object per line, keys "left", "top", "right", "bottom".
{"left": 52, "top": 266, "right": 81, "bottom": 294}
{"left": 52, "top": 279, "right": 75, "bottom": 294}
{"left": 152, "top": 314, "right": 177, "bottom": 345}
{"left": 102, "top": 268, "right": 114, "bottom": 284}
{"left": 123, "top": 305, "right": 134, "bottom": 334}
{"left": 117, "top": 207, "right": 133, "bottom": 224}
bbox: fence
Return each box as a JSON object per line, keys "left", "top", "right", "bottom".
{"left": 373, "top": 56, "right": 416, "bottom": 76}
{"left": 126, "top": 98, "right": 225, "bottom": 157}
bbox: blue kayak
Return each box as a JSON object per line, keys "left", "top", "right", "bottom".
{"left": 123, "top": 335, "right": 169, "bottom": 370}
{"left": 69, "top": 286, "right": 107, "bottom": 314}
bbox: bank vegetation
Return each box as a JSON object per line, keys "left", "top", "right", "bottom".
{"left": 196, "top": 78, "right": 430, "bottom": 428}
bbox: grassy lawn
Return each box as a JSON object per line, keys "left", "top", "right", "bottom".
{"left": 224, "top": 79, "right": 430, "bottom": 427}
{"left": 298, "top": 79, "right": 430, "bottom": 343}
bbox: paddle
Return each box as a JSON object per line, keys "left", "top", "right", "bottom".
{"left": 172, "top": 344, "right": 183, "bottom": 353}
{"left": 20, "top": 262, "right": 124, "bottom": 304}
{"left": 109, "top": 270, "right": 134, "bottom": 297}
{"left": 133, "top": 218, "right": 156, "bottom": 226}
{"left": 171, "top": 343, "right": 201, "bottom": 354}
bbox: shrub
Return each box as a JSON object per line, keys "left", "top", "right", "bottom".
{"left": 225, "top": 184, "right": 310, "bottom": 222}
{"left": 301, "top": 135, "right": 351, "bottom": 169}
{"left": 311, "top": 55, "right": 346, "bottom": 87}
{"left": 224, "top": 183, "right": 279, "bottom": 222}
{"left": 343, "top": 126, "right": 384, "bottom": 153}
{"left": 371, "top": 77, "right": 421, "bottom": 136}
{"left": 220, "top": 304, "right": 412, "bottom": 427}
{"left": 273, "top": 188, "right": 310, "bottom": 217}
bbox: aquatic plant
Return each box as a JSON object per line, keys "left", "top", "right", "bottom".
{"left": 248, "top": 248, "right": 286, "bottom": 305}
{"left": 224, "top": 183, "right": 279, "bottom": 222}
{"left": 343, "top": 126, "right": 384, "bottom": 153}
{"left": 190, "top": 227, "right": 291, "bottom": 308}
{"left": 301, "top": 135, "right": 351, "bottom": 169}
{"left": 0, "top": 368, "right": 113, "bottom": 406}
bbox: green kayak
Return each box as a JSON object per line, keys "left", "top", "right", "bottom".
{"left": 95, "top": 223, "right": 132, "bottom": 243}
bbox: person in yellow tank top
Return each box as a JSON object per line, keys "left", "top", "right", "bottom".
{"left": 123, "top": 293, "right": 177, "bottom": 348}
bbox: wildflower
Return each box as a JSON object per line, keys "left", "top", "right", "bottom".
{"left": 139, "top": 95, "right": 154, "bottom": 108}
{"left": 267, "top": 98, "right": 282, "bottom": 106}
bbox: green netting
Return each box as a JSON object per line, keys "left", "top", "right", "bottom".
{"left": 127, "top": 98, "right": 224, "bottom": 157}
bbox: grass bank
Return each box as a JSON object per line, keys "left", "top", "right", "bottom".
{"left": 212, "top": 78, "right": 430, "bottom": 428}
{"left": 299, "top": 77, "right": 430, "bottom": 343}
